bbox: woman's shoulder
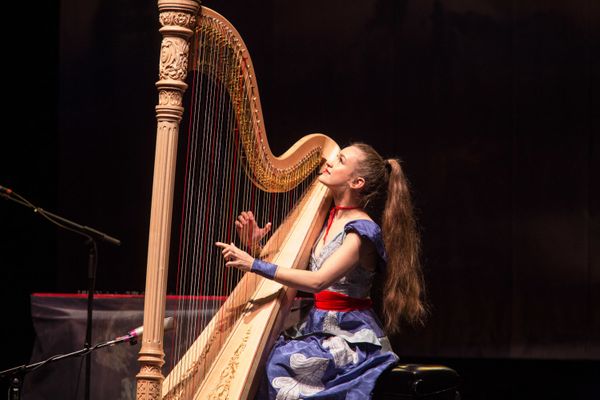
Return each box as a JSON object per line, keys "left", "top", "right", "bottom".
{"left": 343, "top": 219, "right": 387, "bottom": 265}
{"left": 343, "top": 219, "right": 381, "bottom": 238}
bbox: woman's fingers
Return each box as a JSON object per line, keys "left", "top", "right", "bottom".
{"left": 215, "top": 241, "right": 238, "bottom": 252}
{"left": 235, "top": 222, "right": 243, "bottom": 235}
{"left": 241, "top": 211, "right": 249, "bottom": 222}
{"left": 264, "top": 222, "right": 272, "bottom": 233}
{"left": 216, "top": 242, "right": 234, "bottom": 253}
{"left": 216, "top": 242, "right": 235, "bottom": 262}
{"left": 237, "top": 211, "right": 267, "bottom": 233}
{"left": 216, "top": 241, "right": 253, "bottom": 272}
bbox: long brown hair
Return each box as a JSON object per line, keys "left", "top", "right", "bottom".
{"left": 352, "top": 143, "right": 426, "bottom": 334}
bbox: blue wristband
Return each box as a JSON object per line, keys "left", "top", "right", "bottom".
{"left": 251, "top": 259, "right": 278, "bottom": 280}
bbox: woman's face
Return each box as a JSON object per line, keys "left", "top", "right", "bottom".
{"left": 318, "top": 146, "right": 364, "bottom": 190}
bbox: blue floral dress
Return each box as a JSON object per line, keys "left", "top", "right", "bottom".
{"left": 257, "top": 220, "right": 399, "bottom": 400}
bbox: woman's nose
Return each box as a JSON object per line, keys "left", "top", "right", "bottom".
{"left": 326, "top": 161, "right": 333, "bottom": 167}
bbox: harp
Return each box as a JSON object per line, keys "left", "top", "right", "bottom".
{"left": 136, "top": 1, "right": 339, "bottom": 399}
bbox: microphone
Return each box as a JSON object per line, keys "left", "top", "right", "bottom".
{"left": 0, "top": 185, "right": 13, "bottom": 195}
{"left": 116, "top": 317, "right": 175, "bottom": 342}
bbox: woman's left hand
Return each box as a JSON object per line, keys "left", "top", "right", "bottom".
{"left": 215, "top": 242, "right": 255, "bottom": 272}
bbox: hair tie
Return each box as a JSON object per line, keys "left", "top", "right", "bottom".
{"left": 384, "top": 159, "right": 392, "bottom": 174}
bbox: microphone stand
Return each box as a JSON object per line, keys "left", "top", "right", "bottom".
{"left": 0, "top": 331, "right": 139, "bottom": 400}
{"left": 0, "top": 185, "right": 120, "bottom": 400}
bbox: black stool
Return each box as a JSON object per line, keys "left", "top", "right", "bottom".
{"left": 373, "top": 364, "right": 461, "bottom": 399}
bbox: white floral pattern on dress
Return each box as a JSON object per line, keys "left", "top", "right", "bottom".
{"left": 322, "top": 311, "right": 380, "bottom": 345}
{"left": 272, "top": 353, "right": 329, "bottom": 400}
{"left": 322, "top": 336, "right": 358, "bottom": 367}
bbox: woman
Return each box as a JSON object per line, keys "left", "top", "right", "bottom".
{"left": 216, "top": 143, "right": 425, "bottom": 399}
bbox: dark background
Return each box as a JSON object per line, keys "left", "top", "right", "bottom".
{"left": 1, "top": 0, "right": 599, "bottom": 399}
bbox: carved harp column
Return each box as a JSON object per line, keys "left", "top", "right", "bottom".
{"left": 136, "top": 1, "right": 201, "bottom": 398}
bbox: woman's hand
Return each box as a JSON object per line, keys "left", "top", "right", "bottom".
{"left": 215, "top": 242, "right": 255, "bottom": 272}
{"left": 235, "top": 211, "right": 271, "bottom": 250}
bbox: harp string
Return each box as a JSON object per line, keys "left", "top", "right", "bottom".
{"left": 172, "top": 24, "right": 200, "bottom": 369}
{"left": 174, "top": 20, "right": 215, "bottom": 371}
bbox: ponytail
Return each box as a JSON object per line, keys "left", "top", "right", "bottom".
{"left": 381, "top": 159, "right": 426, "bottom": 334}
{"left": 351, "top": 143, "right": 426, "bottom": 334}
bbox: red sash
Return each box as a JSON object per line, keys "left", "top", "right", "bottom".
{"left": 314, "top": 290, "right": 372, "bottom": 311}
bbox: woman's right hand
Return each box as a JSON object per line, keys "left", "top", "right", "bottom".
{"left": 235, "top": 211, "right": 272, "bottom": 250}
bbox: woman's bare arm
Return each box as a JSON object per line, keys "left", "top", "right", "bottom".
{"left": 216, "top": 232, "right": 363, "bottom": 293}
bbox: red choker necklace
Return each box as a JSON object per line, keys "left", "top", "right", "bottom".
{"left": 322, "top": 205, "right": 360, "bottom": 244}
